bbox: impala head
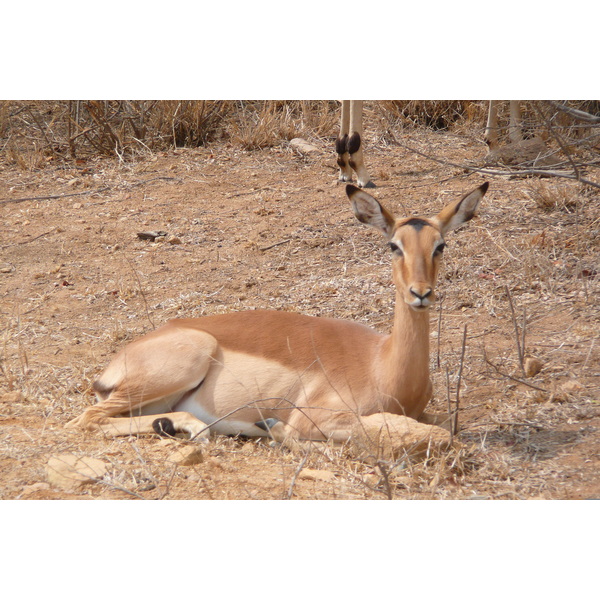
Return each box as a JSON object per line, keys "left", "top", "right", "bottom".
{"left": 347, "top": 182, "right": 489, "bottom": 310}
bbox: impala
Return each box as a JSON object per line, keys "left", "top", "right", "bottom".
{"left": 67, "top": 182, "right": 489, "bottom": 443}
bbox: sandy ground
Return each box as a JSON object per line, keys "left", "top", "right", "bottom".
{"left": 1, "top": 125, "right": 599, "bottom": 500}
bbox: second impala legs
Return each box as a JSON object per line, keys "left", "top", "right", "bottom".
{"left": 484, "top": 100, "right": 523, "bottom": 150}
{"left": 336, "top": 100, "right": 374, "bottom": 188}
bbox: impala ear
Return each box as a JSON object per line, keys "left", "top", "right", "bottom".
{"left": 346, "top": 184, "right": 396, "bottom": 238}
{"left": 433, "top": 182, "right": 489, "bottom": 234}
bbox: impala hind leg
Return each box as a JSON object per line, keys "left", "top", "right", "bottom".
{"left": 66, "top": 325, "right": 218, "bottom": 440}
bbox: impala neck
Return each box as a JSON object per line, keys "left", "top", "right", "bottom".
{"left": 379, "top": 290, "right": 432, "bottom": 414}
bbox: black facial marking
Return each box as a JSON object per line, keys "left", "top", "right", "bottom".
{"left": 403, "top": 217, "right": 431, "bottom": 232}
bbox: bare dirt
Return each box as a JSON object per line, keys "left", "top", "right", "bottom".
{"left": 1, "top": 126, "right": 599, "bottom": 500}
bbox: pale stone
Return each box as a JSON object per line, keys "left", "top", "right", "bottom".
{"left": 561, "top": 380, "right": 584, "bottom": 394}
{"left": 46, "top": 454, "right": 108, "bottom": 490}
{"left": 524, "top": 356, "right": 544, "bottom": 378}
{"left": 167, "top": 445, "right": 204, "bottom": 466}
{"left": 298, "top": 468, "right": 336, "bottom": 482}
{"left": 351, "top": 413, "right": 452, "bottom": 461}
{"left": 0, "top": 391, "right": 26, "bottom": 403}
{"left": 21, "top": 483, "right": 50, "bottom": 497}
{"left": 289, "top": 138, "right": 320, "bottom": 154}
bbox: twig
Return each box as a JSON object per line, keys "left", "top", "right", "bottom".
{"left": 376, "top": 461, "right": 394, "bottom": 500}
{"left": 2, "top": 228, "right": 57, "bottom": 249}
{"left": 445, "top": 366, "right": 453, "bottom": 444}
{"left": 0, "top": 186, "right": 112, "bottom": 205}
{"left": 454, "top": 324, "right": 468, "bottom": 435}
{"left": 436, "top": 294, "right": 443, "bottom": 370}
{"left": 286, "top": 452, "right": 310, "bottom": 500}
{"left": 259, "top": 239, "right": 292, "bottom": 251}
{"left": 124, "top": 255, "right": 155, "bottom": 329}
{"left": 545, "top": 101, "right": 600, "bottom": 124}
{"left": 505, "top": 285, "right": 525, "bottom": 375}
{"left": 0, "top": 176, "right": 180, "bottom": 206}
{"left": 521, "top": 306, "right": 527, "bottom": 369}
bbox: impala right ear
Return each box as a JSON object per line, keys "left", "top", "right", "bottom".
{"left": 433, "top": 182, "right": 489, "bottom": 235}
{"left": 346, "top": 184, "right": 396, "bottom": 239}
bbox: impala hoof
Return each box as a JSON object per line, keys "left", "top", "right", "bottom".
{"left": 255, "top": 418, "right": 280, "bottom": 432}
{"left": 153, "top": 417, "right": 177, "bottom": 437}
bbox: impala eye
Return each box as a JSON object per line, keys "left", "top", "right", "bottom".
{"left": 389, "top": 242, "right": 404, "bottom": 257}
{"left": 434, "top": 243, "right": 446, "bottom": 256}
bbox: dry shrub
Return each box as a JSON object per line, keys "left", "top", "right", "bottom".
{"left": 226, "top": 100, "right": 337, "bottom": 149}
{"left": 378, "top": 100, "right": 477, "bottom": 131}
{"left": 0, "top": 100, "right": 341, "bottom": 164}
{"left": 524, "top": 180, "right": 580, "bottom": 213}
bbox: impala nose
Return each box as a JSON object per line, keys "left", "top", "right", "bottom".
{"left": 409, "top": 287, "right": 433, "bottom": 307}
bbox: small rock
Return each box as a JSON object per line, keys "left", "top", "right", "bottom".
{"left": 167, "top": 445, "right": 204, "bottom": 466}
{"left": 289, "top": 138, "right": 320, "bottom": 154}
{"left": 524, "top": 356, "right": 544, "bottom": 378}
{"left": 561, "top": 380, "right": 584, "bottom": 394}
{"left": 137, "top": 231, "right": 168, "bottom": 241}
{"left": 298, "top": 468, "right": 336, "bottom": 482}
{"left": 0, "top": 391, "right": 26, "bottom": 403}
{"left": 46, "top": 454, "right": 108, "bottom": 491}
{"left": 167, "top": 236, "right": 182, "bottom": 245}
{"left": 21, "top": 482, "right": 50, "bottom": 497}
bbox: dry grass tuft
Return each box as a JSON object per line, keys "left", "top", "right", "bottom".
{"left": 523, "top": 180, "right": 580, "bottom": 212}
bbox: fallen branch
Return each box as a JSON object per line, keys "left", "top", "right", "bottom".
{"left": 0, "top": 186, "right": 111, "bottom": 205}
{"left": 259, "top": 239, "right": 292, "bottom": 251}
{"left": 390, "top": 135, "right": 600, "bottom": 191}
{"left": 0, "top": 176, "right": 180, "bottom": 205}
{"left": 545, "top": 101, "right": 600, "bottom": 123}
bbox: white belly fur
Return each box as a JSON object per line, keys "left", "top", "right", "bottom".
{"left": 173, "top": 349, "right": 317, "bottom": 436}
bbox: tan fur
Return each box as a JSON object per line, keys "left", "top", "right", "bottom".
{"left": 66, "top": 183, "right": 488, "bottom": 443}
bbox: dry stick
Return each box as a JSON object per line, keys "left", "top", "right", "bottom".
{"left": 521, "top": 306, "right": 527, "bottom": 367}
{"left": 546, "top": 101, "right": 600, "bottom": 123}
{"left": 259, "top": 238, "right": 292, "bottom": 252}
{"left": 436, "top": 294, "right": 444, "bottom": 370}
{"left": 445, "top": 366, "right": 453, "bottom": 444}
{"left": 454, "top": 324, "right": 468, "bottom": 435}
{"left": 505, "top": 285, "right": 525, "bottom": 375}
{"left": 389, "top": 134, "right": 600, "bottom": 191}
{"left": 0, "top": 176, "right": 179, "bottom": 206}
{"left": 376, "top": 460, "right": 394, "bottom": 500}
{"left": 0, "top": 186, "right": 112, "bottom": 205}
{"left": 286, "top": 452, "right": 310, "bottom": 500}
{"left": 124, "top": 255, "right": 155, "bottom": 330}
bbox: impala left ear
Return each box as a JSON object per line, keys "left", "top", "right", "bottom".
{"left": 346, "top": 184, "right": 396, "bottom": 239}
{"left": 433, "top": 182, "right": 489, "bottom": 235}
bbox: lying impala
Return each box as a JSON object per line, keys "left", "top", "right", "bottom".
{"left": 67, "top": 182, "right": 488, "bottom": 443}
